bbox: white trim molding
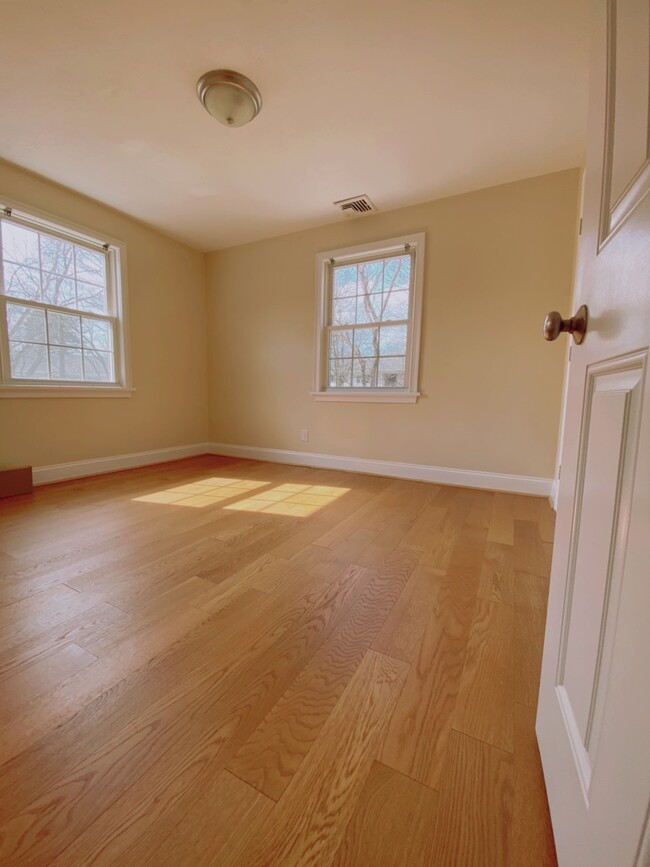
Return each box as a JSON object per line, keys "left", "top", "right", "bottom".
{"left": 0, "top": 385, "right": 135, "bottom": 398}
{"left": 208, "top": 442, "right": 553, "bottom": 496}
{"left": 550, "top": 476, "right": 560, "bottom": 512}
{"left": 33, "top": 442, "right": 212, "bottom": 485}
{"left": 309, "top": 390, "right": 419, "bottom": 403}
{"left": 31, "top": 440, "right": 553, "bottom": 496}
{"left": 312, "top": 232, "right": 425, "bottom": 403}
{"left": 0, "top": 194, "right": 132, "bottom": 396}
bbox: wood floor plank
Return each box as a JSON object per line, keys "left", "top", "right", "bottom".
{"left": 452, "top": 597, "right": 514, "bottom": 752}
{"left": 477, "top": 541, "right": 515, "bottom": 606}
{"left": 141, "top": 771, "right": 273, "bottom": 867}
{"left": 371, "top": 562, "right": 441, "bottom": 663}
{"left": 514, "top": 571, "right": 549, "bottom": 708}
{"left": 428, "top": 730, "right": 514, "bottom": 866}
{"left": 332, "top": 760, "right": 439, "bottom": 867}
{"left": 380, "top": 524, "right": 486, "bottom": 789}
{"left": 227, "top": 548, "right": 419, "bottom": 799}
{"left": 0, "top": 601, "right": 124, "bottom": 681}
{"left": 467, "top": 490, "right": 494, "bottom": 529}
{"left": 512, "top": 703, "right": 558, "bottom": 866}
{"left": 0, "top": 642, "right": 96, "bottom": 721}
{"left": 231, "top": 650, "right": 409, "bottom": 867}
{"left": 0, "top": 584, "right": 102, "bottom": 650}
{"left": 488, "top": 492, "right": 515, "bottom": 546}
{"left": 514, "top": 519, "right": 552, "bottom": 577}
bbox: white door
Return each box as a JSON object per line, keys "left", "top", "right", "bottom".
{"left": 536, "top": 0, "right": 650, "bottom": 864}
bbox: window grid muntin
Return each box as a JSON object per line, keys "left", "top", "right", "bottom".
{"left": 0, "top": 214, "right": 119, "bottom": 386}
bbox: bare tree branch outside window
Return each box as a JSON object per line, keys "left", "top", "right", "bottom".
{"left": 1, "top": 219, "right": 114, "bottom": 382}
{"left": 328, "top": 253, "right": 411, "bottom": 388}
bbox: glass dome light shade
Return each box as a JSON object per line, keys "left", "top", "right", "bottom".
{"left": 197, "top": 70, "right": 262, "bottom": 128}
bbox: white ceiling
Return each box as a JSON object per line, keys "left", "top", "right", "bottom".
{"left": 0, "top": 0, "right": 590, "bottom": 251}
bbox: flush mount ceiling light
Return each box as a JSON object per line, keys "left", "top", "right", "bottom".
{"left": 196, "top": 69, "right": 262, "bottom": 128}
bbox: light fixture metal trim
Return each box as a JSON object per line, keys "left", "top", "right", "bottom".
{"left": 197, "top": 69, "right": 262, "bottom": 127}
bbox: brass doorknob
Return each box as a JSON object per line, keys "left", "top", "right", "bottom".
{"left": 543, "top": 304, "right": 588, "bottom": 344}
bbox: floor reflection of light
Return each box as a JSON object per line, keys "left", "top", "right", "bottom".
{"left": 133, "top": 478, "right": 269, "bottom": 508}
{"left": 224, "top": 483, "right": 350, "bottom": 517}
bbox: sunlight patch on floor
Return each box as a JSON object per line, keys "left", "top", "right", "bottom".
{"left": 223, "top": 483, "right": 350, "bottom": 517}
{"left": 133, "top": 477, "right": 269, "bottom": 508}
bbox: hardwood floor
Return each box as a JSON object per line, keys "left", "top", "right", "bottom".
{"left": 0, "top": 455, "right": 557, "bottom": 866}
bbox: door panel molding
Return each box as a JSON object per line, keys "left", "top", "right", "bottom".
{"left": 599, "top": 0, "right": 650, "bottom": 247}
{"left": 555, "top": 350, "right": 647, "bottom": 800}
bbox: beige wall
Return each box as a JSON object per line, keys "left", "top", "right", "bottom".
{"left": 0, "top": 163, "right": 579, "bottom": 479}
{"left": 0, "top": 160, "right": 209, "bottom": 467}
{"left": 207, "top": 169, "right": 580, "bottom": 479}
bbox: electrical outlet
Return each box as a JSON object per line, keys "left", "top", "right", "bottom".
{"left": 300, "top": 429, "right": 309, "bottom": 442}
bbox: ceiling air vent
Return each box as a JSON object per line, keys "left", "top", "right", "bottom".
{"left": 334, "top": 194, "right": 377, "bottom": 218}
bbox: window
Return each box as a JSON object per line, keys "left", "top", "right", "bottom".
{"left": 313, "top": 233, "right": 425, "bottom": 402}
{"left": 0, "top": 199, "right": 131, "bottom": 397}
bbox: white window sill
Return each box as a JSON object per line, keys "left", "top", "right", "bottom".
{"left": 0, "top": 385, "right": 135, "bottom": 398}
{"left": 311, "top": 390, "right": 420, "bottom": 404}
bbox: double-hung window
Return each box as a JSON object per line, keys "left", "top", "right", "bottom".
{"left": 0, "top": 200, "right": 131, "bottom": 396}
{"left": 313, "top": 233, "right": 425, "bottom": 402}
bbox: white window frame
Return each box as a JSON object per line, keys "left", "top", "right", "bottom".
{"left": 312, "top": 232, "right": 425, "bottom": 403}
{"left": 0, "top": 196, "right": 132, "bottom": 398}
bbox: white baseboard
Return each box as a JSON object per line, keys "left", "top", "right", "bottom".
{"left": 208, "top": 442, "right": 553, "bottom": 497}
{"left": 32, "top": 440, "right": 553, "bottom": 496}
{"left": 33, "top": 442, "right": 212, "bottom": 486}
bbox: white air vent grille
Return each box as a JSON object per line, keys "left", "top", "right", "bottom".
{"left": 334, "top": 194, "right": 377, "bottom": 218}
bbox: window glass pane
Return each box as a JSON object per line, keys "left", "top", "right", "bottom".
{"left": 352, "top": 357, "right": 378, "bottom": 387}
{"left": 41, "top": 273, "right": 77, "bottom": 308}
{"left": 355, "top": 293, "right": 381, "bottom": 324}
{"left": 76, "top": 281, "right": 106, "bottom": 314}
{"left": 48, "top": 310, "right": 81, "bottom": 347}
{"left": 379, "top": 324, "right": 407, "bottom": 356}
{"left": 74, "top": 246, "right": 106, "bottom": 286}
{"left": 50, "top": 346, "right": 83, "bottom": 380}
{"left": 7, "top": 303, "right": 46, "bottom": 343}
{"left": 2, "top": 262, "right": 41, "bottom": 301}
{"left": 353, "top": 326, "right": 378, "bottom": 357}
{"left": 40, "top": 235, "right": 74, "bottom": 277}
{"left": 328, "top": 357, "right": 352, "bottom": 387}
{"left": 358, "top": 261, "right": 383, "bottom": 294}
{"left": 383, "top": 255, "right": 410, "bottom": 291}
{"left": 9, "top": 341, "right": 49, "bottom": 379}
{"left": 83, "top": 349, "right": 114, "bottom": 382}
{"left": 332, "top": 296, "right": 356, "bottom": 326}
{"left": 382, "top": 288, "right": 409, "bottom": 322}
{"left": 82, "top": 317, "right": 112, "bottom": 350}
{"left": 333, "top": 265, "right": 356, "bottom": 299}
{"left": 1, "top": 223, "right": 40, "bottom": 265}
{"left": 378, "top": 356, "right": 405, "bottom": 387}
{"left": 329, "top": 329, "right": 353, "bottom": 359}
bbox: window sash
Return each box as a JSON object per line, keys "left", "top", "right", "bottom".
{"left": 0, "top": 203, "right": 128, "bottom": 390}
{"left": 323, "top": 249, "right": 415, "bottom": 391}
{"left": 0, "top": 296, "right": 117, "bottom": 385}
{"left": 0, "top": 217, "right": 112, "bottom": 314}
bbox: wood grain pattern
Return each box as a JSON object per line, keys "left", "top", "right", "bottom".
{"left": 512, "top": 703, "right": 558, "bottom": 866}
{"left": 428, "top": 730, "right": 514, "bottom": 867}
{"left": 514, "top": 571, "right": 550, "bottom": 708}
{"left": 232, "top": 650, "right": 409, "bottom": 867}
{"left": 379, "top": 523, "right": 487, "bottom": 789}
{"left": 332, "top": 761, "right": 439, "bottom": 867}
{"left": 0, "top": 456, "right": 557, "bottom": 865}
{"left": 452, "top": 596, "right": 515, "bottom": 752}
{"left": 227, "top": 550, "right": 417, "bottom": 799}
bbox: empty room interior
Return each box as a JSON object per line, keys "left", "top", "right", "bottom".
{"left": 1, "top": 0, "right": 649, "bottom": 865}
